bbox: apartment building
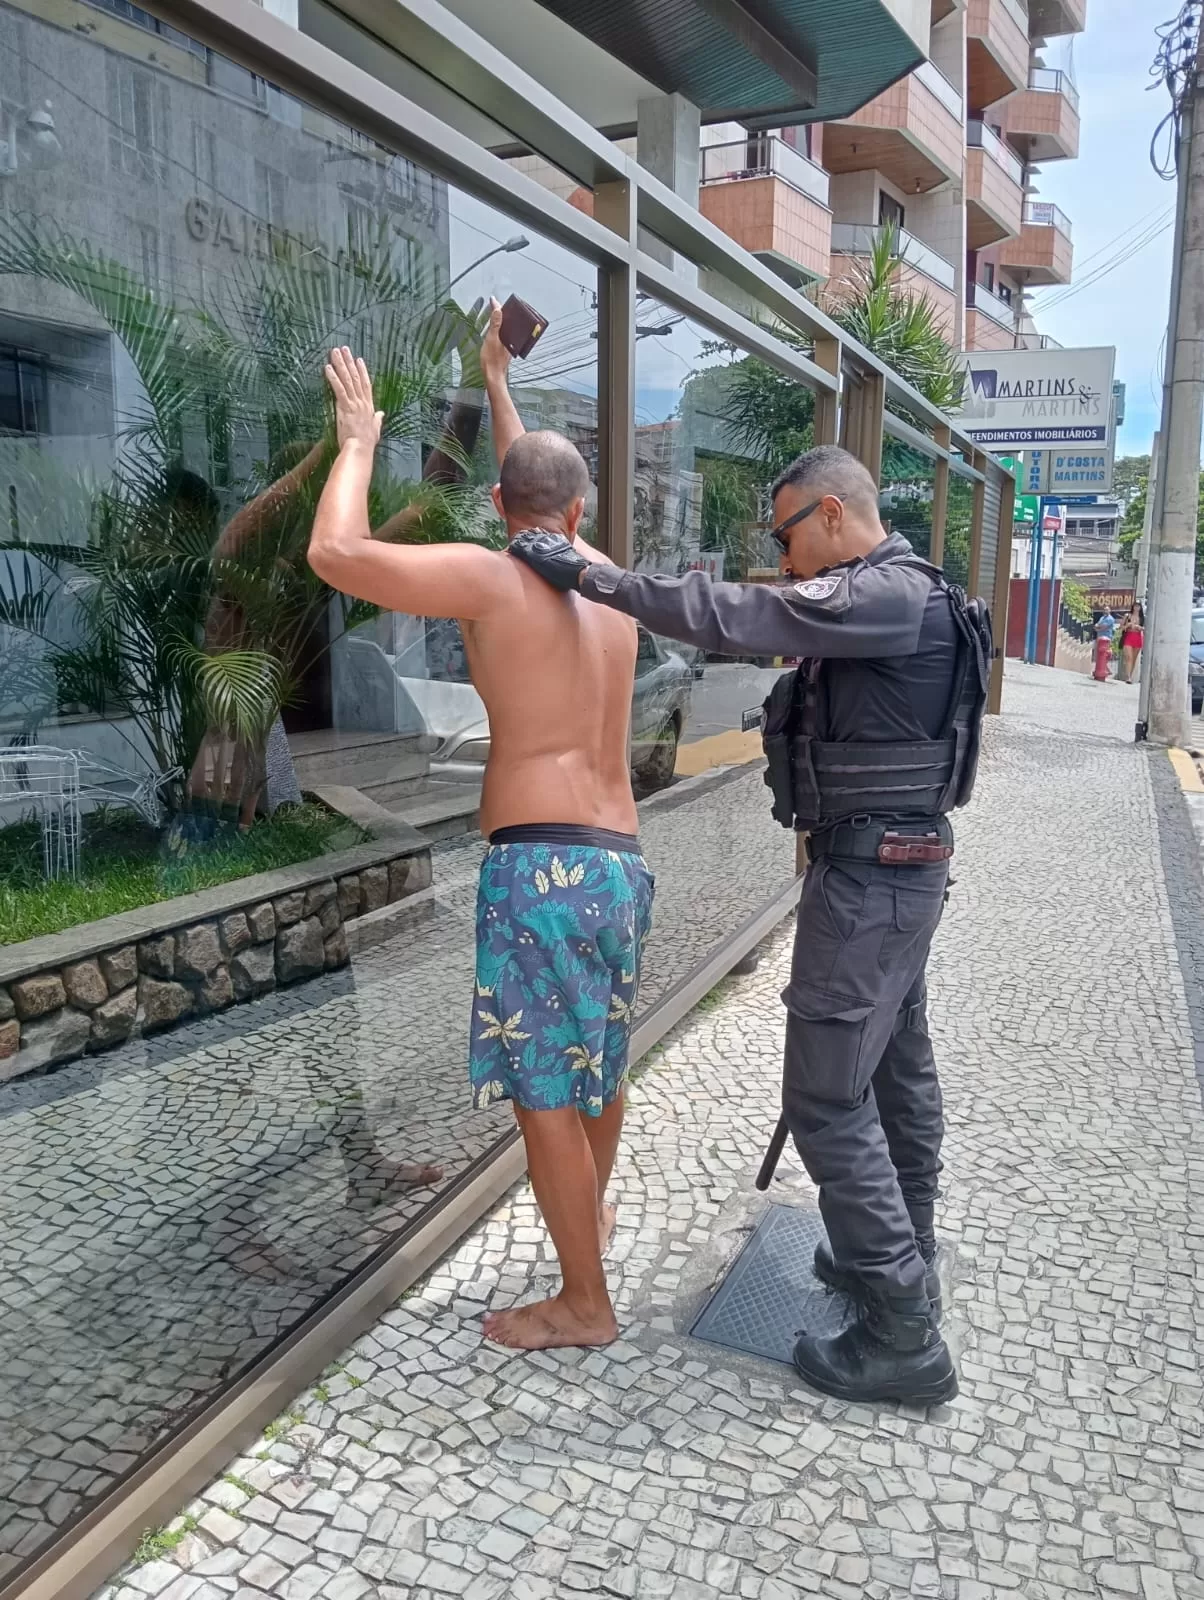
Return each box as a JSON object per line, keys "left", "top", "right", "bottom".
{"left": 454, "top": 0, "right": 1084, "bottom": 357}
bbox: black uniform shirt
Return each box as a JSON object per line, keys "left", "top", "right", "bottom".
{"left": 581, "top": 533, "right": 959, "bottom": 743}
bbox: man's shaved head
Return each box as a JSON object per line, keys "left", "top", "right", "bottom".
{"left": 771, "top": 445, "right": 881, "bottom": 519}
{"left": 499, "top": 430, "right": 590, "bottom": 523}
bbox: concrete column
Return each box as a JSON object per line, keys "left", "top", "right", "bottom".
{"left": 594, "top": 179, "right": 637, "bottom": 568}
{"left": 636, "top": 93, "right": 701, "bottom": 276}
{"left": 988, "top": 463, "right": 1015, "bottom": 714}
{"left": 930, "top": 425, "right": 951, "bottom": 566}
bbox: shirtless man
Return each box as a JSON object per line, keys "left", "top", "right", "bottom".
{"left": 308, "top": 305, "right": 653, "bottom": 1350}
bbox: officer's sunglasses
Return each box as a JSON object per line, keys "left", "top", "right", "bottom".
{"left": 769, "top": 495, "right": 842, "bottom": 552}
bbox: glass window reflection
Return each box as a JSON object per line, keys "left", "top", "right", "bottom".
{"left": 0, "top": 6, "right": 792, "bottom": 1584}
{"left": 879, "top": 443, "right": 938, "bottom": 562}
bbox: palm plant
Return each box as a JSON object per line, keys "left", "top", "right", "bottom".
{"left": 0, "top": 209, "right": 489, "bottom": 815}
{"left": 824, "top": 222, "right": 964, "bottom": 411}
{"left": 698, "top": 221, "right": 964, "bottom": 480}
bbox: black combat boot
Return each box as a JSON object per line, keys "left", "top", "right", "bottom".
{"left": 792, "top": 1291, "right": 957, "bottom": 1405}
{"left": 813, "top": 1240, "right": 942, "bottom": 1321}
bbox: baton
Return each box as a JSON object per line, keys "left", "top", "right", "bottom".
{"left": 755, "top": 1116, "right": 789, "bottom": 1191}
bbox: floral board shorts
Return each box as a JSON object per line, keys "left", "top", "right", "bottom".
{"left": 469, "top": 825, "right": 655, "bottom": 1118}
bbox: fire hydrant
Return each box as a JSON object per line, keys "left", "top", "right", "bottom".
{"left": 1093, "top": 636, "right": 1111, "bottom": 681}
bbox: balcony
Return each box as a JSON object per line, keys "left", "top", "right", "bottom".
{"left": 1027, "top": 0, "right": 1087, "bottom": 38}
{"left": 998, "top": 68, "right": 1081, "bottom": 161}
{"left": 829, "top": 223, "right": 957, "bottom": 337}
{"left": 999, "top": 199, "right": 1073, "bottom": 284}
{"left": 965, "top": 280, "right": 1018, "bottom": 349}
{"left": 699, "top": 136, "right": 832, "bottom": 284}
{"left": 823, "top": 59, "right": 963, "bottom": 194}
{"left": 965, "top": 120, "right": 1025, "bottom": 248}
{"left": 967, "top": 0, "right": 1030, "bottom": 109}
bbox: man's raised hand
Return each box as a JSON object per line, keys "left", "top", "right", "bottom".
{"left": 480, "top": 297, "right": 512, "bottom": 391}
{"left": 508, "top": 531, "right": 589, "bottom": 593}
{"left": 325, "top": 347, "right": 383, "bottom": 452}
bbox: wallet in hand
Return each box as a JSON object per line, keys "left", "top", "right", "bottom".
{"left": 499, "top": 294, "right": 548, "bottom": 359}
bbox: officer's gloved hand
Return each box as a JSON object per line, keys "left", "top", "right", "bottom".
{"left": 508, "top": 531, "right": 589, "bottom": 593}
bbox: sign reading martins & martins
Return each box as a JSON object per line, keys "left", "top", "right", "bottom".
{"left": 950, "top": 347, "right": 1116, "bottom": 451}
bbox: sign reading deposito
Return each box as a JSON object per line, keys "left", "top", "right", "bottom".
{"left": 950, "top": 347, "right": 1117, "bottom": 451}
{"left": 1088, "top": 588, "right": 1135, "bottom": 614}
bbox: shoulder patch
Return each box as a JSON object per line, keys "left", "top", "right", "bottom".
{"left": 794, "top": 577, "right": 842, "bottom": 602}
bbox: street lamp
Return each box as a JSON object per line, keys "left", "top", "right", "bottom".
{"left": 590, "top": 321, "right": 682, "bottom": 341}
{"left": 0, "top": 100, "right": 62, "bottom": 178}
{"left": 446, "top": 235, "right": 530, "bottom": 293}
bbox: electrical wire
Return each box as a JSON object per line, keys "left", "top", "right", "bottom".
{"left": 1150, "top": 0, "right": 1203, "bottom": 179}
{"left": 1059, "top": 201, "right": 1174, "bottom": 276}
{"left": 1032, "top": 211, "right": 1175, "bottom": 313}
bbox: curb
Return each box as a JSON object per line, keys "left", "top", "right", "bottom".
{"left": 1168, "top": 747, "right": 1204, "bottom": 794}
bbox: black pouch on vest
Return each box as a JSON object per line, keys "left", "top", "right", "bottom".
{"left": 761, "top": 668, "right": 801, "bottom": 829}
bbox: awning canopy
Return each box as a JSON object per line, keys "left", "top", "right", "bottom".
{"left": 529, "top": 0, "right": 926, "bottom": 127}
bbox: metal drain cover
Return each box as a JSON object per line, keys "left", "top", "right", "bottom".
{"left": 691, "top": 1203, "right": 854, "bottom": 1365}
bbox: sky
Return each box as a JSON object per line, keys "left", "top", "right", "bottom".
{"left": 1026, "top": 0, "right": 1180, "bottom": 459}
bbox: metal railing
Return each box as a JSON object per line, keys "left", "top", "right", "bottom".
{"left": 700, "top": 135, "right": 830, "bottom": 208}
{"left": 1028, "top": 66, "right": 1080, "bottom": 112}
{"left": 967, "top": 278, "right": 1017, "bottom": 328}
{"left": 1023, "top": 199, "right": 1072, "bottom": 237}
{"left": 913, "top": 58, "right": 963, "bottom": 119}
{"left": 966, "top": 118, "right": 1025, "bottom": 185}
{"left": 830, "top": 223, "right": 957, "bottom": 291}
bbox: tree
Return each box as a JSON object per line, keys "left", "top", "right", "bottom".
{"left": 823, "top": 223, "right": 965, "bottom": 411}
{"left": 1113, "top": 454, "right": 1151, "bottom": 502}
{"left": 1119, "top": 468, "right": 1204, "bottom": 585}
{"left": 0, "top": 211, "right": 484, "bottom": 818}
{"left": 692, "top": 224, "right": 963, "bottom": 480}
{"left": 1061, "top": 575, "right": 1093, "bottom": 625}
{"left": 1120, "top": 483, "right": 1146, "bottom": 561}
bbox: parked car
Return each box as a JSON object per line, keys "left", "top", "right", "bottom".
{"left": 1191, "top": 609, "right": 1204, "bottom": 714}
{"left": 354, "top": 621, "right": 693, "bottom": 793}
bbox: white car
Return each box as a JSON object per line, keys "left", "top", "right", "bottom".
{"left": 346, "top": 619, "right": 693, "bottom": 793}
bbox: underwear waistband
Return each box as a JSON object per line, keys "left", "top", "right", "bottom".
{"left": 489, "top": 823, "right": 641, "bottom": 854}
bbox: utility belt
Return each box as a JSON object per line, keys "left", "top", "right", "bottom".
{"left": 804, "top": 814, "right": 954, "bottom": 868}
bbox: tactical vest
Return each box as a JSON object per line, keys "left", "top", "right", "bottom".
{"left": 761, "top": 553, "right": 992, "bottom": 832}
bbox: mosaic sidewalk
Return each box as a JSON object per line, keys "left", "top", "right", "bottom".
{"left": 76, "top": 663, "right": 1204, "bottom": 1599}
{"left": 0, "top": 763, "right": 791, "bottom": 1584}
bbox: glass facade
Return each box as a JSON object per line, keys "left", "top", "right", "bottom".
{"left": 0, "top": 4, "right": 788, "bottom": 1582}
{"left": 944, "top": 472, "right": 976, "bottom": 588}
{"left": 880, "top": 443, "right": 938, "bottom": 561}
{"left": 0, "top": 0, "right": 1006, "bottom": 1587}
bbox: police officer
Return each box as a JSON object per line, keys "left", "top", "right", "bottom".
{"left": 509, "top": 444, "right": 990, "bottom": 1406}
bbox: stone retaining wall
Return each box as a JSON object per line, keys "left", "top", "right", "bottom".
{"left": 0, "top": 789, "right": 432, "bottom": 1080}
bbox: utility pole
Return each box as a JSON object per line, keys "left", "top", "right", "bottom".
{"left": 1143, "top": 21, "right": 1204, "bottom": 746}
{"left": 1135, "top": 431, "right": 1161, "bottom": 605}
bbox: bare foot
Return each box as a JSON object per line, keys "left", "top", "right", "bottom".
{"left": 599, "top": 1202, "right": 618, "bottom": 1257}
{"left": 482, "top": 1295, "right": 618, "bottom": 1350}
{"left": 390, "top": 1160, "right": 445, "bottom": 1186}
{"left": 346, "top": 1156, "right": 445, "bottom": 1210}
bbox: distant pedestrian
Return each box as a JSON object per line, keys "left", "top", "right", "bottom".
{"left": 1119, "top": 603, "right": 1144, "bottom": 683}
{"left": 1093, "top": 610, "right": 1116, "bottom": 682}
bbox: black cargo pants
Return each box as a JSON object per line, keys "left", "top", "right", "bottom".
{"left": 781, "top": 853, "right": 948, "bottom": 1298}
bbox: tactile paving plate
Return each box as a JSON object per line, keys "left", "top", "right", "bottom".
{"left": 690, "top": 1204, "right": 854, "bottom": 1366}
